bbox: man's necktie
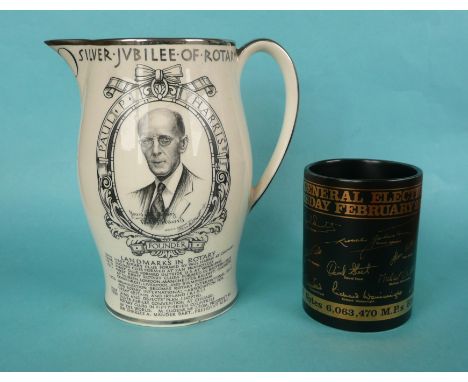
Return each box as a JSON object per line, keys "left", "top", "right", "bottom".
{"left": 146, "top": 182, "right": 166, "bottom": 225}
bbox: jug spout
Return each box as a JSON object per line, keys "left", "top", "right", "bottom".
{"left": 45, "top": 40, "right": 88, "bottom": 96}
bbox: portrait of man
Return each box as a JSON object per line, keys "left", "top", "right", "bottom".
{"left": 130, "top": 108, "right": 204, "bottom": 227}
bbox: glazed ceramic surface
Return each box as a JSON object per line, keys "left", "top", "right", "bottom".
{"left": 47, "top": 38, "right": 298, "bottom": 326}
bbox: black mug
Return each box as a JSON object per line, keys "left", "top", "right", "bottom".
{"left": 303, "top": 159, "right": 423, "bottom": 332}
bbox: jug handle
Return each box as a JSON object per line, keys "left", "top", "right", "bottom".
{"left": 238, "top": 39, "right": 299, "bottom": 210}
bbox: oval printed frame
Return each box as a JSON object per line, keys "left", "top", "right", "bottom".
{"left": 96, "top": 64, "right": 230, "bottom": 258}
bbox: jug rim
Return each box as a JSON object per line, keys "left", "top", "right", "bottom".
{"left": 44, "top": 37, "right": 236, "bottom": 46}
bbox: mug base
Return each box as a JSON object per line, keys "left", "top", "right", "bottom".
{"left": 104, "top": 294, "right": 238, "bottom": 327}
{"left": 303, "top": 301, "right": 412, "bottom": 332}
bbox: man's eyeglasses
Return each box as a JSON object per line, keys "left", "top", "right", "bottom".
{"left": 139, "top": 135, "right": 174, "bottom": 148}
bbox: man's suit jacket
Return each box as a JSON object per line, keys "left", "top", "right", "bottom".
{"left": 131, "top": 165, "right": 202, "bottom": 226}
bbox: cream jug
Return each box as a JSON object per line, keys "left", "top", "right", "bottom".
{"left": 46, "top": 38, "right": 299, "bottom": 326}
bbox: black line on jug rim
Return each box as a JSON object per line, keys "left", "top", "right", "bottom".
{"left": 44, "top": 38, "right": 236, "bottom": 46}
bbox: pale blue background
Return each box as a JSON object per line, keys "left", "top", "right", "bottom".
{"left": 1, "top": 11, "right": 467, "bottom": 371}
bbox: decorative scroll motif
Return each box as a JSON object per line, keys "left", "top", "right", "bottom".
{"left": 103, "top": 64, "right": 216, "bottom": 99}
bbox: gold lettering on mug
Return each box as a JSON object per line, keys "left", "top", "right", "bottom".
{"left": 304, "top": 181, "right": 422, "bottom": 219}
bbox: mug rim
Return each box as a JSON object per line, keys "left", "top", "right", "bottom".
{"left": 305, "top": 158, "right": 423, "bottom": 184}
{"left": 44, "top": 37, "right": 236, "bottom": 46}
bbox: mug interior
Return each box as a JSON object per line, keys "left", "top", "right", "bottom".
{"left": 308, "top": 159, "right": 421, "bottom": 182}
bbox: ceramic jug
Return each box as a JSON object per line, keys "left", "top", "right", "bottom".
{"left": 46, "top": 38, "right": 298, "bottom": 326}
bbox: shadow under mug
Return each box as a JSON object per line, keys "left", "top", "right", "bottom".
{"left": 303, "top": 159, "right": 423, "bottom": 332}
